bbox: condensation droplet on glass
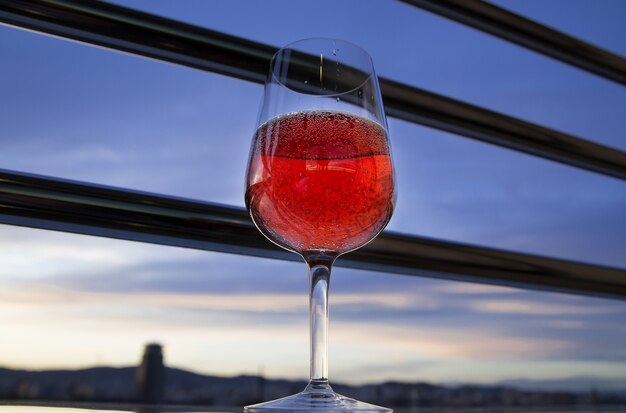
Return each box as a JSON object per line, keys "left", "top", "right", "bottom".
{"left": 304, "top": 80, "right": 308, "bottom": 84}
{"left": 336, "top": 97, "right": 340, "bottom": 102}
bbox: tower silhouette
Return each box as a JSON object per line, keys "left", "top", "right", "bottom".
{"left": 135, "top": 343, "right": 164, "bottom": 404}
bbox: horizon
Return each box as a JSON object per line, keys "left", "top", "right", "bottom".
{"left": 1, "top": 0, "right": 625, "bottom": 392}
{"left": 3, "top": 361, "right": 626, "bottom": 394}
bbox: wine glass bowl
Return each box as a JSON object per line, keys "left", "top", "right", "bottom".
{"left": 244, "top": 38, "right": 395, "bottom": 413}
{"left": 246, "top": 110, "right": 394, "bottom": 256}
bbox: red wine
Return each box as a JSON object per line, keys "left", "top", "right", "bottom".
{"left": 246, "top": 111, "right": 395, "bottom": 255}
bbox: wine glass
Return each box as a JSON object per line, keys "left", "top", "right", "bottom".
{"left": 244, "top": 38, "right": 395, "bottom": 413}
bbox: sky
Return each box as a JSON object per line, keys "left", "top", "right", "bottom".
{"left": 1, "top": 0, "right": 626, "bottom": 390}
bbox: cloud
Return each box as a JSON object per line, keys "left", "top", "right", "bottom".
{"left": 547, "top": 320, "right": 587, "bottom": 329}
{"left": 2, "top": 265, "right": 626, "bottom": 381}
{"left": 467, "top": 299, "right": 622, "bottom": 316}
{"left": 0, "top": 280, "right": 438, "bottom": 316}
{"left": 433, "top": 282, "right": 521, "bottom": 295}
{"left": 335, "top": 322, "right": 571, "bottom": 361}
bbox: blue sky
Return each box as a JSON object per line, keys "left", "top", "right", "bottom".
{"left": 1, "top": 0, "right": 625, "bottom": 389}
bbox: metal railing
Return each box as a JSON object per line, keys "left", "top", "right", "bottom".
{"left": 1, "top": 0, "right": 625, "bottom": 298}
{"left": 3, "top": 168, "right": 625, "bottom": 298}
{"left": 401, "top": 0, "right": 626, "bottom": 86}
{"left": 1, "top": 0, "right": 625, "bottom": 180}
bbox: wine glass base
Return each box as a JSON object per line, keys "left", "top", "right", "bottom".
{"left": 244, "top": 383, "right": 392, "bottom": 413}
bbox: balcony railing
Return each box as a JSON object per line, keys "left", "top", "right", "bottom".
{"left": 401, "top": 0, "right": 626, "bottom": 85}
{"left": 1, "top": 0, "right": 625, "bottom": 298}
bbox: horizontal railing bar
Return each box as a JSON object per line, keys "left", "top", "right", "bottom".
{"left": 1, "top": 0, "right": 625, "bottom": 180}
{"left": 399, "top": 0, "right": 626, "bottom": 86}
{"left": 379, "top": 79, "right": 626, "bottom": 180}
{"left": 1, "top": 168, "right": 625, "bottom": 299}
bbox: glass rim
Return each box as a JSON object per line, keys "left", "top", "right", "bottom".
{"left": 270, "top": 37, "right": 376, "bottom": 97}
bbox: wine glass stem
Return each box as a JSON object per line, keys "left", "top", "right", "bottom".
{"left": 309, "top": 262, "right": 332, "bottom": 387}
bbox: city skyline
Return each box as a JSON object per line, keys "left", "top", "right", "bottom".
{"left": 1, "top": 0, "right": 625, "bottom": 388}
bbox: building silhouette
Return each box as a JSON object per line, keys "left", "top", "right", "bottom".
{"left": 135, "top": 342, "right": 164, "bottom": 404}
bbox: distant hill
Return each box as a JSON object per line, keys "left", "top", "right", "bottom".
{"left": 1, "top": 366, "right": 625, "bottom": 408}
{"left": 498, "top": 376, "right": 626, "bottom": 393}
{"left": 0, "top": 367, "right": 137, "bottom": 402}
